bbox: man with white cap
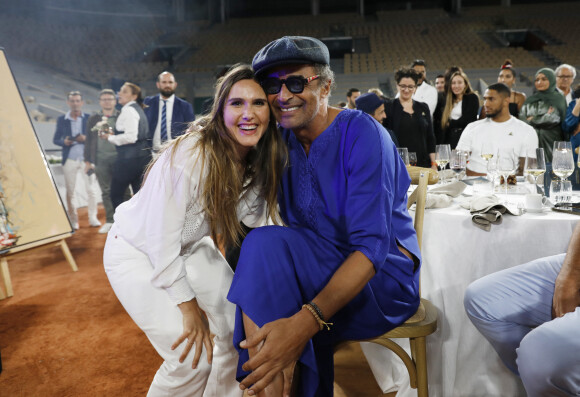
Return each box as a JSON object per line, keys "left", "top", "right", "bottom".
{"left": 227, "top": 36, "right": 420, "bottom": 396}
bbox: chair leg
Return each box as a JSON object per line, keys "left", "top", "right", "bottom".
{"left": 414, "top": 336, "right": 429, "bottom": 397}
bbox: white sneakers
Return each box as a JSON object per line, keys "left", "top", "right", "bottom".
{"left": 98, "top": 223, "right": 113, "bottom": 234}
{"left": 89, "top": 218, "right": 101, "bottom": 228}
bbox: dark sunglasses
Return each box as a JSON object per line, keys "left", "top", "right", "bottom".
{"left": 261, "top": 75, "right": 320, "bottom": 95}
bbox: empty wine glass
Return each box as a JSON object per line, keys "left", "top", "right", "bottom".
{"left": 497, "top": 148, "right": 517, "bottom": 202}
{"left": 397, "top": 147, "right": 410, "bottom": 166}
{"left": 487, "top": 155, "right": 499, "bottom": 192}
{"left": 408, "top": 152, "right": 417, "bottom": 166}
{"left": 435, "top": 144, "right": 451, "bottom": 183}
{"left": 524, "top": 148, "right": 546, "bottom": 194}
{"left": 552, "top": 141, "right": 575, "bottom": 181}
{"left": 450, "top": 149, "right": 467, "bottom": 181}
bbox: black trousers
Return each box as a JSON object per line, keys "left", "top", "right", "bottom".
{"left": 110, "top": 154, "right": 151, "bottom": 210}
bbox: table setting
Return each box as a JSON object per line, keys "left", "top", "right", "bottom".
{"left": 367, "top": 143, "right": 580, "bottom": 396}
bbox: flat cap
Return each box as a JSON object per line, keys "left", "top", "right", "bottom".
{"left": 355, "top": 93, "right": 384, "bottom": 115}
{"left": 252, "top": 36, "right": 330, "bottom": 77}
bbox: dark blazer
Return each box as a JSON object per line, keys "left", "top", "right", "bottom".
{"left": 143, "top": 94, "right": 195, "bottom": 140}
{"left": 53, "top": 113, "right": 90, "bottom": 164}
{"left": 443, "top": 92, "right": 479, "bottom": 149}
{"left": 385, "top": 99, "right": 435, "bottom": 168}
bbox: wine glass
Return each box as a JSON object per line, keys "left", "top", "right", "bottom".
{"left": 408, "top": 152, "right": 418, "bottom": 166}
{"left": 524, "top": 148, "right": 546, "bottom": 194}
{"left": 480, "top": 142, "right": 494, "bottom": 165}
{"left": 397, "top": 147, "right": 410, "bottom": 166}
{"left": 450, "top": 149, "right": 467, "bottom": 181}
{"left": 552, "top": 141, "right": 575, "bottom": 181}
{"left": 497, "top": 148, "right": 517, "bottom": 202}
{"left": 435, "top": 144, "right": 451, "bottom": 183}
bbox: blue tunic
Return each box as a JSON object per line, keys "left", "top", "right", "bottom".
{"left": 227, "top": 109, "right": 421, "bottom": 396}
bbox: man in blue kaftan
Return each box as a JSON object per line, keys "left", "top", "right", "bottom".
{"left": 227, "top": 36, "right": 421, "bottom": 397}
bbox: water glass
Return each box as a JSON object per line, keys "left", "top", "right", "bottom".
{"left": 435, "top": 144, "right": 451, "bottom": 183}
{"left": 397, "top": 147, "right": 410, "bottom": 166}
{"left": 550, "top": 179, "right": 572, "bottom": 203}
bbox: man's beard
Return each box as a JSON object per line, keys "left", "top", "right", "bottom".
{"left": 160, "top": 88, "right": 174, "bottom": 98}
{"left": 485, "top": 109, "right": 500, "bottom": 119}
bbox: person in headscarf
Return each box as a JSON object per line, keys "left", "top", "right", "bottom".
{"left": 519, "top": 68, "right": 567, "bottom": 162}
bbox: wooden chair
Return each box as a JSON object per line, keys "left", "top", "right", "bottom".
{"left": 336, "top": 166, "right": 438, "bottom": 397}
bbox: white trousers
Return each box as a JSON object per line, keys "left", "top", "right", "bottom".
{"left": 63, "top": 158, "right": 99, "bottom": 224}
{"left": 103, "top": 225, "right": 242, "bottom": 397}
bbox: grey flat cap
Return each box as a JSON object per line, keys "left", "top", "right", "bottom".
{"left": 252, "top": 36, "right": 330, "bottom": 77}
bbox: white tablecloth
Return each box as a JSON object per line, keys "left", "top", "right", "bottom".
{"left": 363, "top": 188, "right": 580, "bottom": 397}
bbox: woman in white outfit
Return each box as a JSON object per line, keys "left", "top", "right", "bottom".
{"left": 103, "top": 64, "right": 286, "bottom": 396}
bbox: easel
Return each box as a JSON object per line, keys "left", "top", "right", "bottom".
{"left": 0, "top": 234, "right": 77, "bottom": 300}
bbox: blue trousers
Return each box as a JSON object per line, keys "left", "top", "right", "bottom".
{"left": 464, "top": 253, "right": 580, "bottom": 397}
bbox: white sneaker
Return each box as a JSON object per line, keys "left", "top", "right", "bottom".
{"left": 89, "top": 218, "right": 101, "bottom": 227}
{"left": 98, "top": 223, "right": 113, "bottom": 234}
{"left": 72, "top": 222, "right": 79, "bottom": 230}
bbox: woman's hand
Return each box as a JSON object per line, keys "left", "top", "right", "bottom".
{"left": 172, "top": 299, "right": 213, "bottom": 369}
{"left": 239, "top": 309, "right": 319, "bottom": 395}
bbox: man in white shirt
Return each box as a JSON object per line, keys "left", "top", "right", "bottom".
{"left": 411, "top": 59, "right": 438, "bottom": 117}
{"left": 555, "top": 64, "right": 577, "bottom": 105}
{"left": 456, "top": 83, "right": 538, "bottom": 176}
{"left": 144, "top": 72, "right": 195, "bottom": 152}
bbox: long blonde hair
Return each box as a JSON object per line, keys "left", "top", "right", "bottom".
{"left": 145, "top": 64, "right": 287, "bottom": 248}
{"left": 441, "top": 71, "right": 476, "bottom": 130}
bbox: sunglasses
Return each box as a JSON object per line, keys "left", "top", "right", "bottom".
{"left": 261, "top": 75, "right": 320, "bottom": 95}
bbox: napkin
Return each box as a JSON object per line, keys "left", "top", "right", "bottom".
{"left": 459, "top": 194, "right": 521, "bottom": 231}
{"left": 424, "top": 180, "right": 467, "bottom": 209}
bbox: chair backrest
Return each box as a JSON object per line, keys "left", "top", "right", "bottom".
{"left": 406, "top": 167, "right": 437, "bottom": 249}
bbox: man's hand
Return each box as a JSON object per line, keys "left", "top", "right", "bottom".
{"left": 64, "top": 136, "right": 73, "bottom": 146}
{"left": 239, "top": 309, "right": 318, "bottom": 395}
{"left": 552, "top": 271, "right": 580, "bottom": 319}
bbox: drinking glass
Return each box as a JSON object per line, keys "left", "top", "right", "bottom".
{"left": 397, "top": 147, "right": 410, "bottom": 166}
{"left": 450, "top": 149, "right": 467, "bottom": 181}
{"left": 480, "top": 142, "right": 494, "bottom": 165}
{"left": 524, "top": 148, "right": 546, "bottom": 194}
{"left": 552, "top": 141, "right": 575, "bottom": 181}
{"left": 435, "top": 144, "right": 451, "bottom": 183}
{"left": 497, "top": 148, "right": 517, "bottom": 201}
{"left": 408, "top": 152, "right": 418, "bottom": 166}
{"left": 550, "top": 179, "right": 572, "bottom": 204}
{"left": 487, "top": 156, "right": 499, "bottom": 192}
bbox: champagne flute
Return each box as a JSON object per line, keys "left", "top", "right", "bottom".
{"left": 487, "top": 155, "right": 499, "bottom": 192}
{"left": 552, "top": 141, "right": 575, "bottom": 181}
{"left": 524, "top": 148, "right": 546, "bottom": 194}
{"left": 450, "top": 149, "right": 467, "bottom": 181}
{"left": 435, "top": 144, "right": 451, "bottom": 183}
{"left": 497, "top": 148, "right": 517, "bottom": 202}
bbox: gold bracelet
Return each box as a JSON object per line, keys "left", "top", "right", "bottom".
{"left": 302, "top": 304, "right": 333, "bottom": 331}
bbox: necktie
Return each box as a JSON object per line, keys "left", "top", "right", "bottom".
{"left": 160, "top": 99, "right": 167, "bottom": 141}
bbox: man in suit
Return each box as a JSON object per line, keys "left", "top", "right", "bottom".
{"left": 53, "top": 91, "right": 100, "bottom": 230}
{"left": 144, "top": 72, "right": 195, "bottom": 152}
